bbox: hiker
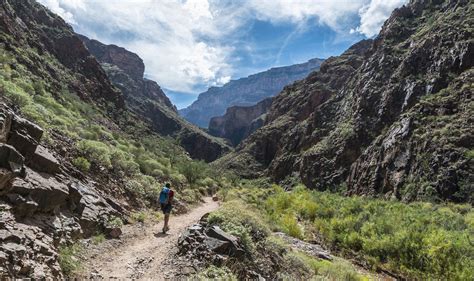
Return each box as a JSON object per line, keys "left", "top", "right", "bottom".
{"left": 159, "top": 182, "right": 174, "bottom": 233}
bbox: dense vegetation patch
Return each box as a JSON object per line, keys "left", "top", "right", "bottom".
{"left": 206, "top": 195, "right": 367, "bottom": 280}
{"left": 223, "top": 184, "right": 473, "bottom": 279}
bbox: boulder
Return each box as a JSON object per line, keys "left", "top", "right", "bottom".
{"left": 0, "top": 144, "right": 24, "bottom": 174}
{"left": 29, "top": 145, "right": 61, "bottom": 174}
{"left": 178, "top": 223, "right": 245, "bottom": 260}
{"left": 4, "top": 114, "right": 43, "bottom": 161}
{"left": 206, "top": 226, "right": 238, "bottom": 245}
{"left": 7, "top": 130, "right": 39, "bottom": 160}
{"left": 9, "top": 168, "right": 69, "bottom": 213}
{"left": 204, "top": 236, "right": 231, "bottom": 255}
{"left": 206, "top": 226, "right": 245, "bottom": 257}
{"left": 0, "top": 207, "right": 65, "bottom": 278}
{"left": 10, "top": 116, "right": 43, "bottom": 143}
{"left": 105, "top": 226, "right": 122, "bottom": 239}
{"left": 68, "top": 182, "right": 121, "bottom": 236}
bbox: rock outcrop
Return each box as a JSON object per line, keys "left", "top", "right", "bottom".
{"left": 78, "top": 35, "right": 176, "bottom": 111}
{"left": 180, "top": 58, "right": 324, "bottom": 128}
{"left": 178, "top": 223, "right": 245, "bottom": 260}
{"left": 209, "top": 98, "right": 273, "bottom": 146}
{"left": 0, "top": 104, "right": 122, "bottom": 278}
{"left": 79, "top": 35, "right": 230, "bottom": 162}
{"left": 218, "top": 0, "right": 473, "bottom": 203}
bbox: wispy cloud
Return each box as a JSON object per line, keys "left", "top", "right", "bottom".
{"left": 37, "top": 0, "right": 406, "bottom": 96}
{"left": 351, "top": 0, "right": 409, "bottom": 37}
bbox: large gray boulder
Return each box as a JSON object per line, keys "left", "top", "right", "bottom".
{"left": 69, "top": 182, "right": 121, "bottom": 236}
{"left": 178, "top": 223, "right": 245, "bottom": 258}
{"left": 8, "top": 168, "right": 69, "bottom": 213}
{"left": 29, "top": 145, "right": 61, "bottom": 174}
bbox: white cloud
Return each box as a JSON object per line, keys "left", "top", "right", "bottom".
{"left": 37, "top": 0, "right": 405, "bottom": 94}
{"left": 38, "top": 0, "right": 233, "bottom": 93}
{"left": 352, "top": 0, "right": 408, "bottom": 37}
{"left": 37, "top": 0, "right": 77, "bottom": 24}
{"left": 214, "top": 75, "right": 231, "bottom": 86}
{"left": 247, "top": 0, "right": 366, "bottom": 32}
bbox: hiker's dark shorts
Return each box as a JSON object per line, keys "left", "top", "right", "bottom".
{"left": 160, "top": 203, "right": 172, "bottom": 214}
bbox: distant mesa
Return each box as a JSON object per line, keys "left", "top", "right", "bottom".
{"left": 179, "top": 58, "right": 324, "bottom": 128}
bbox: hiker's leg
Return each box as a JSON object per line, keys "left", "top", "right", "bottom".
{"left": 164, "top": 213, "right": 170, "bottom": 228}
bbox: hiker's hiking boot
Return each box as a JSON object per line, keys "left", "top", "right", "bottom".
{"left": 162, "top": 226, "right": 169, "bottom": 233}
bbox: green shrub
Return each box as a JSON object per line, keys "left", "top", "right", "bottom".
{"left": 77, "top": 140, "right": 112, "bottom": 168}
{"left": 138, "top": 158, "right": 165, "bottom": 176}
{"left": 58, "top": 243, "right": 83, "bottom": 276}
{"left": 280, "top": 213, "right": 303, "bottom": 239}
{"left": 177, "top": 160, "right": 207, "bottom": 184}
{"left": 131, "top": 211, "right": 147, "bottom": 223}
{"left": 125, "top": 174, "right": 160, "bottom": 199}
{"left": 0, "top": 78, "right": 33, "bottom": 107}
{"left": 465, "top": 149, "right": 474, "bottom": 159}
{"left": 108, "top": 216, "right": 124, "bottom": 228}
{"left": 72, "top": 157, "right": 91, "bottom": 172}
{"left": 286, "top": 252, "right": 363, "bottom": 281}
{"left": 91, "top": 233, "right": 106, "bottom": 245}
{"left": 111, "top": 150, "right": 139, "bottom": 175}
{"left": 194, "top": 265, "right": 237, "bottom": 280}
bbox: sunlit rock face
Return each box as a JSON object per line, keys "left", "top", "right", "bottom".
{"left": 218, "top": 0, "right": 474, "bottom": 203}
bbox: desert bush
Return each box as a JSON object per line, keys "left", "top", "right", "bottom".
{"left": 130, "top": 211, "right": 147, "bottom": 223}
{"left": 91, "top": 233, "right": 106, "bottom": 245}
{"left": 72, "top": 157, "right": 91, "bottom": 172}
{"left": 0, "top": 78, "right": 33, "bottom": 107}
{"left": 194, "top": 265, "right": 237, "bottom": 280}
{"left": 107, "top": 216, "right": 124, "bottom": 228}
{"left": 286, "top": 251, "right": 363, "bottom": 281}
{"left": 58, "top": 243, "right": 83, "bottom": 276}
{"left": 77, "top": 140, "right": 112, "bottom": 168}
{"left": 177, "top": 160, "right": 207, "bottom": 184}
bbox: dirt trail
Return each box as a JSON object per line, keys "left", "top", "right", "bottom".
{"left": 83, "top": 197, "right": 219, "bottom": 279}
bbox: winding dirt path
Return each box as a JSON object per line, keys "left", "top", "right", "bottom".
{"left": 83, "top": 197, "right": 219, "bottom": 279}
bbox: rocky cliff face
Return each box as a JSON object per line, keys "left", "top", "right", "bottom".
{"left": 79, "top": 35, "right": 230, "bottom": 162}
{"left": 0, "top": 1, "right": 132, "bottom": 277}
{"left": 180, "top": 58, "right": 324, "bottom": 128}
{"left": 0, "top": 104, "right": 122, "bottom": 277}
{"left": 218, "top": 0, "right": 473, "bottom": 203}
{"left": 209, "top": 98, "right": 273, "bottom": 146}
{"left": 78, "top": 35, "right": 176, "bottom": 111}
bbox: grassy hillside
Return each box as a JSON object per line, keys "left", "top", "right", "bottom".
{"left": 0, "top": 10, "right": 230, "bottom": 208}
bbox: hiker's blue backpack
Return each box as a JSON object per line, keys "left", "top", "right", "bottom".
{"left": 159, "top": 187, "right": 170, "bottom": 204}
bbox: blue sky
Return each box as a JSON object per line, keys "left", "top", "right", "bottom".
{"left": 39, "top": 0, "right": 407, "bottom": 109}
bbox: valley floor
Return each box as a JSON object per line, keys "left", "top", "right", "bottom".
{"left": 81, "top": 197, "right": 219, "bottom": 279}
